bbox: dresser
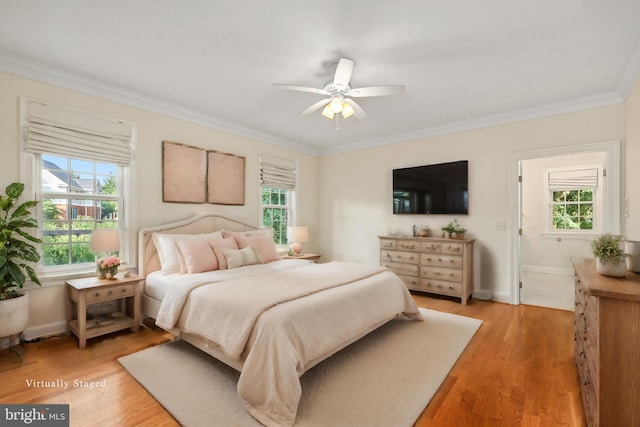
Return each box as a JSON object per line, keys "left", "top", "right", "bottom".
{"left": 378, "top": 236, "right": 474, "bottom": 304}
{"left": 571, "top": 257, "right": 640, "bottom": 427}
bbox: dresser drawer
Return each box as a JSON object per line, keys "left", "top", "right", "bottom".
{"left": 85, "top": 284, "right": 135, "bottom": 304}
{"left": 418, "top": 278, "right": 462, "bottom": 296}
{"left": 420, "top": 266, "right": 463, "bottom": 283}
{"left": 420, "top": 242, "right": 442, "bottom": 253}
{"left": 420, "top": 253, "right": 463, "bottom": 269}
{"left": 382, "top": 261, "right": 419, "bottom": 277}
{"left": 381, "top": 250, "right": 420, "bottom": 264}
{"left": 379, "top": 239, "right": 396, "bottom": 250}
{"left": 398, "top": 274, "right": 420, "bottom": 289}
{"left": 396, "top": 240, "right": 421, "bottom": 251}
{"left": 442, "top": 242, "right": 464, "bottom": 255}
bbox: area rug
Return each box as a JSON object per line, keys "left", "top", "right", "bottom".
{"left": 118, "top": 308, "right": 482, "bottom": 426}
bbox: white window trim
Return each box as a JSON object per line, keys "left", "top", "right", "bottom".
{"left": 258, "top": 153, "right": 298, "bottom": 248}
{"left": 19, "top": 98, "right": 137, "bottom": 282}
{"left": 542, "top": 164, "right": 604, "bottom": 238}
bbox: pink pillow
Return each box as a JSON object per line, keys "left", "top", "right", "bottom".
{"left": 234, "top": 234, "right": 281, "bottom": 263}
{"left": 175, "top": 239, "right": 218, "bottom": 273}
{"left": 211, "top": 237, "right": 239, "bottom": 270}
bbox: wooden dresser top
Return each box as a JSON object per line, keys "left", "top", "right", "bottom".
{"left": 571, "top": 257, "right": 640, "bottom": 302}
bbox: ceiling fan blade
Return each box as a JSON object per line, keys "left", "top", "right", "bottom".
{"left": 344, "top": 98, "right": 367, "bottom": 119}
{"left": 333, "top": 58, "right": 354, "bottom": 89}
{"left": 347, "top": 85, "right": 405, "bottom": 97}
{"left": 273, "top": 83, "right": 330, "bottom": 95}
{"left": 301, "top": 98, "right": 331, "bottom": 116}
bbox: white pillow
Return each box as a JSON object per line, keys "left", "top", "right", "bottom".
{"left": 222, "top": 246, "right": 261, "bottom": 269}
{"left": 152, "top": 231, "right": 223, "bottom": 273}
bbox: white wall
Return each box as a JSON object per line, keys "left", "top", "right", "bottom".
{"left": 318, "top": 105, "right": 626, "bottom": 302}
{"left": 625, "top": 78, "right": 640, "bottom": 241}
{"left": 0, "top": 71, "right": 319, "bottom": 337}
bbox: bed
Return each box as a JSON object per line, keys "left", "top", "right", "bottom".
{"left": 138, "top": 214, "right": 422, "bottom": 427}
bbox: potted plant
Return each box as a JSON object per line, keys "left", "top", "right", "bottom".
{"left": 0, "top": 182, "right": 41, "bottom": 349}
{"left": 591, "top": 233, "right": 627, "bottom": 277}
{"left": 442, "top": 219, "right": 467, "bottom": 239}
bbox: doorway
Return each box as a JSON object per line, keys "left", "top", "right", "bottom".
{"left": 508, "top": 141, "right": 622, "bottom": 309}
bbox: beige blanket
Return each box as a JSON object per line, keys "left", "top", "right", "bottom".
{"left": 157, "top": 261, "right": 422, "bottom": 426}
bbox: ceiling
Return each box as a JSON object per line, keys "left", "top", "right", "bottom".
{"left": 1, "top": 1, "right": 639, "bottom": 156}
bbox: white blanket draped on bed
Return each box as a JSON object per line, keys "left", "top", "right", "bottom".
{"left": 156, "top": 261, "right": 422, "bottom": 427}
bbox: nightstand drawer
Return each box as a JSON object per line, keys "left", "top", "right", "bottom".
{"left": 86, "top": 284, "right": 135, "bottom": 303}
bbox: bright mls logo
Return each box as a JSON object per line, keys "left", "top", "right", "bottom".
{"left": 1, "top": 404, "right": 69, "bottom": 426}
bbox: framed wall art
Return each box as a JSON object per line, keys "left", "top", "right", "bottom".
{"left": 162, "top": 141, "right": 207, "bottom": 203}
{"left": 207, "top": 151, "right": 245, "bottom": 205}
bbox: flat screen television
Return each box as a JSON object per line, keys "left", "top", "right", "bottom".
{"left": 393, "top": 160, "right": 468, "bottom": 214}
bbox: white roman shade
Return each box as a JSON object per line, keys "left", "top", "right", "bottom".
{"left": 24, "top": 99, "right": 134, "bottom": 166}
{"left": 548, "top": 167, "right": 599, "bottom": 191}
{"left": 259, "top": 154, "right": 297, "bottom": 191}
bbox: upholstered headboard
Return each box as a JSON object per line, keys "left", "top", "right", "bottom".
{"left": 138, "top": 214, "right": 257, "bottom": 276}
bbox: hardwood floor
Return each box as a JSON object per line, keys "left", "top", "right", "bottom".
{"left": 0, "top": 295, "right": 584, "bottom": 426}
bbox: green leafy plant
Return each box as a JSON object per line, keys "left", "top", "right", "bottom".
{"left": 0, "top": 182, "right": 41, "bottom": 299}
{"left": 591, "top": 233, "right": 627, "bottom": 264}
{"left": 442, "top": 219, "right": 467, "bottom": 234}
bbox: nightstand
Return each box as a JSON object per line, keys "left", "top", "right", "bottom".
{"left": 283, "top": 253, "right": 322, "bottom": 263}
{"left": 66, "top": 275, "right": 142, "bottom": 349}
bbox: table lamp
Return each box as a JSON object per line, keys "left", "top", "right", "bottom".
{"left": 287, "top": 226, "right": 309, "bottom": 255}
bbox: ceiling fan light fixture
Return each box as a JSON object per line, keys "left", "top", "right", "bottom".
{"left": 329, "top": 96, "right": 343, "bottom": 114}
{"left": 321, "top": 104, "right": 335, "bottom": 119}
{"left": 341, "top": 102, "right": 355, "bottom": 119}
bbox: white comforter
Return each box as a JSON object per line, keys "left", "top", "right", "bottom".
{"left": 155, "top": 261, "right": 422, "bottom": 426}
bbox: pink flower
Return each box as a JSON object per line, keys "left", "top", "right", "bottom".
{"left": 98, "top": 256, "right": 121, "bottom": 269}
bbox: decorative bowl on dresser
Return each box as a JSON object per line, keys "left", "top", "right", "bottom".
{"left": 378, "top": 235, "right": 474, "bottom": 305}
{"left": 571, "top": 257, "right": 640, "bottom": 427}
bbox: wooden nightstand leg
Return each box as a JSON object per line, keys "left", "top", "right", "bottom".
{"left": 66, "top": 286, "right": 73, "bottom": 336}
{"left": 77, "top": 292, "right": 87, "bottom": 349}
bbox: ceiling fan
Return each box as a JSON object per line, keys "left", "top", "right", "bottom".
{"left": 273, "top": 58, "right": 405, "bottom": 122}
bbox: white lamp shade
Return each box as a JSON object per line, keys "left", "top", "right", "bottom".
{"left": 287, "top": 226, "right": 309, "bottom": 243}
{"left": 90, "top": 229, "right": 120, "bottom": 252}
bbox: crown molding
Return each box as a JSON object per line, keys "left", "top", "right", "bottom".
{"left": 318, "top": 91, "right": 625, "bottom": 156}
{"left": 0, "top": 52, "right": 320, "bottom": 156}
{"left": 1, "top": 51, "right": 634, "bottom": 159}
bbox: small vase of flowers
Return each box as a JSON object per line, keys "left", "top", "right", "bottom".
{"left": 96, "top": 256, "right": 120, "bottom": 279}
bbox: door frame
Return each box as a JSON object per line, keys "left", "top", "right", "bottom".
{"left": 507, "top": 140, "right": 622, "bottom": 305}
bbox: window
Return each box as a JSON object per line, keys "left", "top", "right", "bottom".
{"left": 551, "top": 189, "right": 593, "bottom": 230}
{"left": 543, "top": 165, "right": 602, "bottom": 235}
{"left": 21, "top": 98, "right": 135, "bottom": 275}
{"left": 40, "top": 155, "right": 121, "bottom": 267}
{"left": 259, "top": 154, "right": 297, "bottom": 246}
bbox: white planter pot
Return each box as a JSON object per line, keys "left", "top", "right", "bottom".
{"left": 0, "top": 292, "right": 29, "bottom": 337}
{"left": 596, "top": 258, "right": 627, "bottom": 278}
{"left": 625, "top": 241, "right": 640, "bottom": 273}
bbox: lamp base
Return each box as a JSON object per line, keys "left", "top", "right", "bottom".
{"left": 290, "top": 242, "right": 303, "bottom": 255}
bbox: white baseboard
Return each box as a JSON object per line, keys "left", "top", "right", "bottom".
{"left": 23, "top": 321, "right": 67, "bottom": 341}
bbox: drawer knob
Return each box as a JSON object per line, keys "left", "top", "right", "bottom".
{"left": 94, "top": 292, "right": 100, "bottom": 297}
